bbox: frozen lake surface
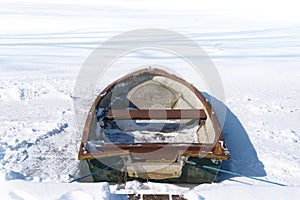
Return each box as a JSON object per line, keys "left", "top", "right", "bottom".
{"left": 0, "top": 0, "right": 300, "bottom": 199}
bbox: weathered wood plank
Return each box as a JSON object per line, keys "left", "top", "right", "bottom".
{"left": 107, "top": 109, "right": 207, "bottom": 120}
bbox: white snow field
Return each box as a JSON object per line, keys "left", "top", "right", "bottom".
{"left": 1, "top": 0, "right": 300, "bottom": 199}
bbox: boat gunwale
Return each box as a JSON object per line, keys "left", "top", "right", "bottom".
{"left": 78, "top": 68, "right": 230, "bottom": 161}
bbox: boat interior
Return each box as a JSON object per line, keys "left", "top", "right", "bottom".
{"left": 78, "top": 69, "right": 229, "bottom": 161}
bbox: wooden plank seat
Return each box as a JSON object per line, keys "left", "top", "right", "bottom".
{"left": 107, "top": 109, "right": 207, "bottom": 120}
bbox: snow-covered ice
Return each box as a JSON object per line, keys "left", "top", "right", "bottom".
{"left": 0, "top": 180, "right": 110, "bottom": 200}
{"left": 0, "top": 0, "right": 300, "bottom": 199}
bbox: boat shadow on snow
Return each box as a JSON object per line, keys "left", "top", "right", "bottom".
{"left": 203, "top": 92, "right": 266, "bottom": 183}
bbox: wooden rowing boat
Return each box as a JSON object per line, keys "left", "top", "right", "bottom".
{"left": 78, "top": 68, "right": 230, "bottom": 183}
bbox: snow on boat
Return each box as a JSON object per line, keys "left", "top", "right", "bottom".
{"left": 78, "top": 68, "right": 230, "bottom": 184}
